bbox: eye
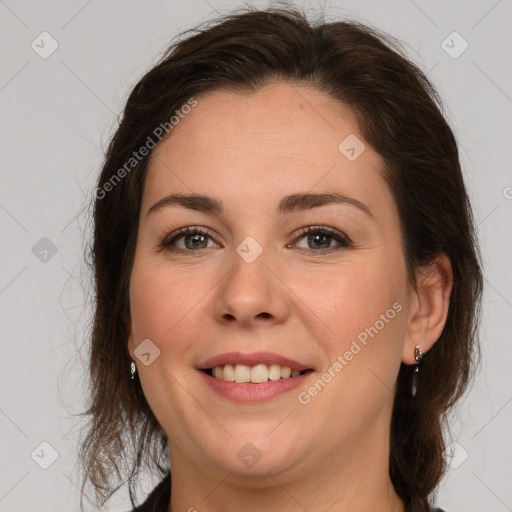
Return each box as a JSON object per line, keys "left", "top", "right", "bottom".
{"left": 289, "top": 226, "right": 352, "bottom": 253}
{"left": 159, "top": 225, "right": 352, "bottom": 254}
{"left": 159, "top": 227, "right": 220, "bottom": 252}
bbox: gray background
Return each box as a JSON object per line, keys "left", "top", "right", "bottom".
{"left": 0, "top": 0, "right": 511, "bottom": 510}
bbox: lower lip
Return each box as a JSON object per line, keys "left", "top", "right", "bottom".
{"left": 198, "top": 370, "right": 313, "bottom": 402}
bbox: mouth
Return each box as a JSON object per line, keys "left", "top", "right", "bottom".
{"left": 197, "top": 352, "right": 315, "bottom": 402}
{"left": 197, "top": 351, "right": 314, "bottom": 384}
{"left": 201, "top": 363, "right": 313, "bottom": 383}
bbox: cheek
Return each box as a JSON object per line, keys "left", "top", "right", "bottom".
{"left": 294, "top": 258, "right": 406, "bottom": 346}
{"left": 129, "top": 256, "right": 216, "bottom": 360}
{"left": 295, "top": 261, "right": 408, "bottom": 424}
{"left": 128, "top": 258, "right": 209, "bottom": 428}
{"left": 292, "top": 259, "right": 409, "bottom": 416}
{"left": 130, "top": 254, "right": 185, "bottom": 328}
{"left": 129, "top": 267, "right": 168, "bottom": 342}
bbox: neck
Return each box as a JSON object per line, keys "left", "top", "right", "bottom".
{"left": 166, "top": 411, "right": 405, "bottom": 512}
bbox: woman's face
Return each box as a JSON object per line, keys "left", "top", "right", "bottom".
{"left": 128, "top": 82, "right": 416, "bottom": 481}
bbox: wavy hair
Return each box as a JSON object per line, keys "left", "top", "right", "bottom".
{"left": 78, "top": 6, "right": 483, "bottom": 511}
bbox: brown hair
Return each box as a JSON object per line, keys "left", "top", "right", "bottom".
{"left": 78, "top": 6, "right": 483, "bottom": 511}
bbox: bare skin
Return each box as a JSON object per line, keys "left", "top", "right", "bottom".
{"left": 127, "top": 82, "right": 452, "bottom": 512}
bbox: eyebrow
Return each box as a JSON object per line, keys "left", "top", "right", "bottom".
{"left": 147, "top": 191, "right": 373, "bottom": 218}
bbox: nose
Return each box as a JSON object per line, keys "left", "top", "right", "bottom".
{"left": 213, "top": 244, "right": 291, "bottom": 329}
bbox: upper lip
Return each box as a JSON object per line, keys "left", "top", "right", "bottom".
{"left": 197, "top": 351, "right": 312, "bottom": 371}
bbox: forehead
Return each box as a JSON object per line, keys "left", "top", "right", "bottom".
{"left": 144, "top": 82, "right": 389, "bottom": 216}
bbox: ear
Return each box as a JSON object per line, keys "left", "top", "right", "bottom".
{"left": 402, "top": 253, "right": 453, "bottom": 365}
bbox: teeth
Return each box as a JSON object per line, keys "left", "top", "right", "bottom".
{"left": 234, "top": 364, "right": 251, "bottom": 383}
{"left": 223, "top": 364, "right": 235, "bottom": 382}
{"left": 210, "top": 363, "right": 305, "bottom": 383}
{"left": 251, "top": 364, "right": 268, "bottom": 383}
{"left": 268, "top": 363, "right": 282, "bottom": 381}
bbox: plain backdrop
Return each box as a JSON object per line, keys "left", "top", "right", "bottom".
{"left": 0, "top": 1, "right": 511, "bottom": 510}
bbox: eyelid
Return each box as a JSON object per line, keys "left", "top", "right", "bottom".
{"left": 288, "top": 225, "right": 352, "bottom": 251}
{"left": 291, "top": 225, "right": 352, "bottom": 243}
{"left": 158, "top": 226, "right": 219, "bottom": 252}
{"left": 159, "top": 224, "right": 352, "bottom": 253}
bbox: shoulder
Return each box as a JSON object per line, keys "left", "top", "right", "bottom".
{"left": 128, "top": 472, "right": 171, "bottom": 512}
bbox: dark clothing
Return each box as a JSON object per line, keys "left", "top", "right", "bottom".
{"left": 130, "top": 471, "right": 447, "bottom": 512}
{"left": 131, "top": 472, "right": 171, "bottom": 512}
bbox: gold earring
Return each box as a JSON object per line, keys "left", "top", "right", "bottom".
{"left": 411, "top": 345, "right": 423, "bottom": 397}
{"left": 130, "top": 361, "right": 137, "bottom": 380}
{"left": 414, "top": 345, "right": 424, "bottom": 371}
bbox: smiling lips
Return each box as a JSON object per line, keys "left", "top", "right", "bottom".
{"left": 208, "top": 363, "right": 305, "bottom": 383}
{"left": 197, "top": 351, "right": 313, "bottom": 399}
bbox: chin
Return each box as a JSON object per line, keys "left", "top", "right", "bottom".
{"left": 201, "top": 428, "right": 305, "bottom": 479}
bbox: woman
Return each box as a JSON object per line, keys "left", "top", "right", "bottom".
{"left": 79, "top": 6, "right": 483, "bottom": 512}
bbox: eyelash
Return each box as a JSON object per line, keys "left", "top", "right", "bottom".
{"left": 159, "top": 225, "right": 352, "bottom": 255}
